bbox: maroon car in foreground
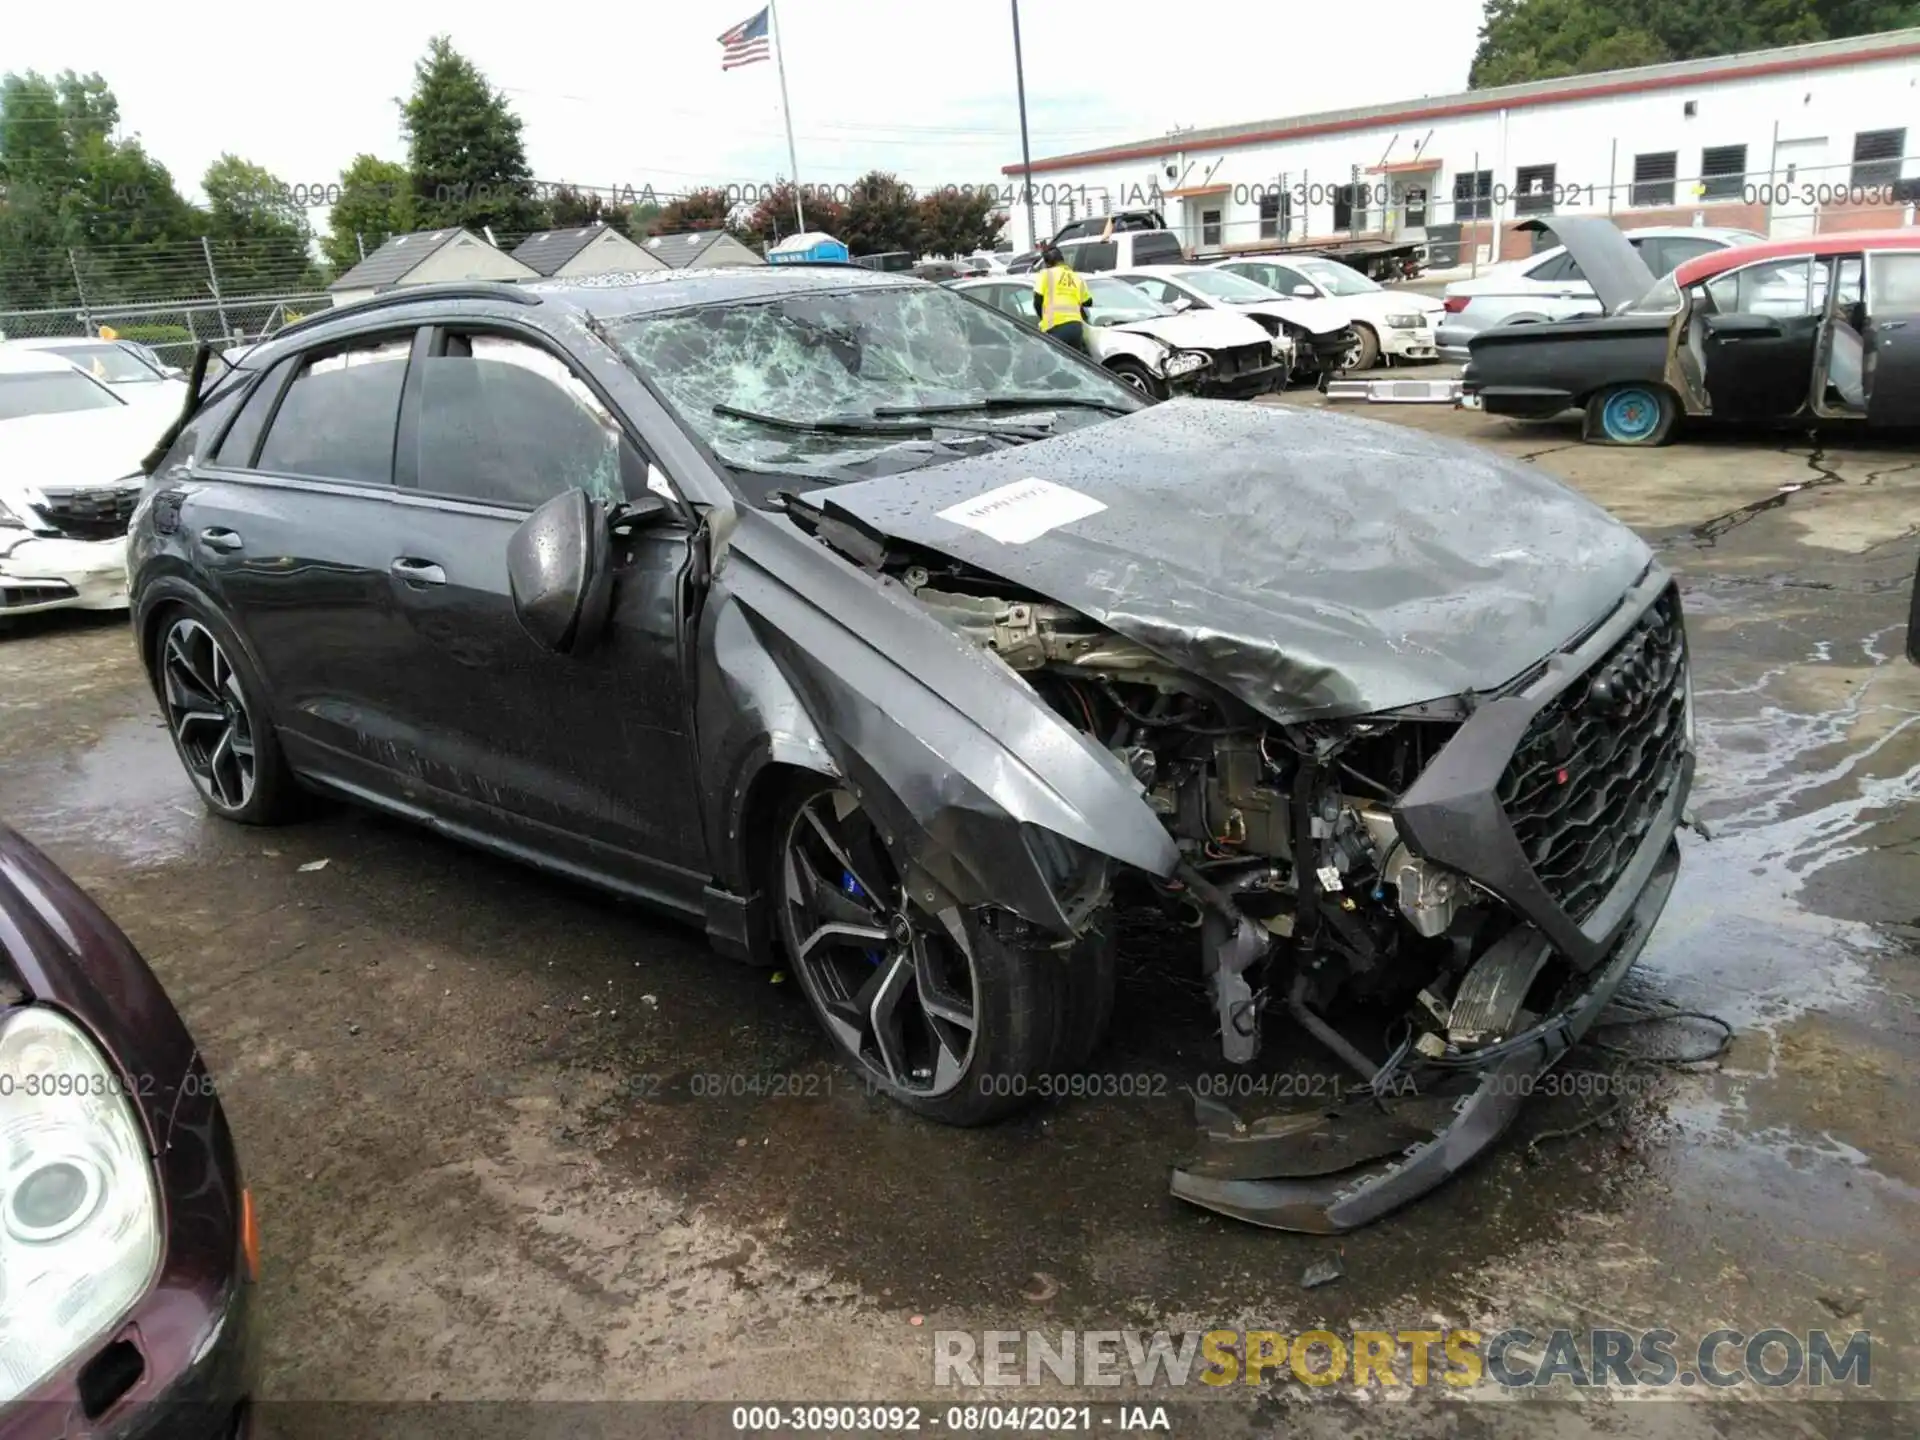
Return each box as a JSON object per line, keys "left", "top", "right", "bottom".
{"left": 0, "top": 827, "right": 254, "bottom": 1438}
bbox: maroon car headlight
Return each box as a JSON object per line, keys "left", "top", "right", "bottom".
{"left": 0, "top": 1008, "right": 161, "bottom": 1402}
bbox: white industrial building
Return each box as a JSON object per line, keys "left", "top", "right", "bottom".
{"left": 1003, "top": 29, "right": 1920, "bottom": 265}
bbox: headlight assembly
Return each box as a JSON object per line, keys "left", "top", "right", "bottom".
{"left": 0, "top": 1008, "right": 161, "bottom": 1404}
{"left": 1162, "top": 351, "right": 1210, "bottom": 378}
{"left": 1385, "top": 313, "right": 1426, "bottom": 329}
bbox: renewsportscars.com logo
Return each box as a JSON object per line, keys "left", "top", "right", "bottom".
{"left": 932, "top": 1328, "right": 1873, "bottom": 1390}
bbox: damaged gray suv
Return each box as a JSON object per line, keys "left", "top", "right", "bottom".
{"left": 129, "top": 268, "right": 1693, "bottom": 1231}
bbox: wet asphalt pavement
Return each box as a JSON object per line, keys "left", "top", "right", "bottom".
{"left": 0, "top": 398, "right": 1915, "bottom": 1434}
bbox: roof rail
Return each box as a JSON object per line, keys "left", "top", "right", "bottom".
{"left": 267, "top": 282, "right": 541, "bottom": 345}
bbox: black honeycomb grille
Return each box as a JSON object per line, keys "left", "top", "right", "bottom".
{"left": 1498, "top": 587, "right": 1688, "bottom": 923}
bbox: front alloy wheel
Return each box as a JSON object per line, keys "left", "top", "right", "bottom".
{"left": 161, "top": 617, "right": 256, "bottom": 812}
{"left": 775, "top": 782, "right": 1067, "bottom": 1125}
{"left": 780, "top": 788, "right": 978, "bottom": 1098}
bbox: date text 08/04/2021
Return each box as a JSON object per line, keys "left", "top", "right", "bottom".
{"left": 729, "top": 1405, "right": 1172, "bottom": 1433}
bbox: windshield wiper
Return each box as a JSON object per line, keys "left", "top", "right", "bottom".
{"left": 714, "top": 402, "right": 1053, "bottom": 440}
{"left": 873, "top": 394, "right": 1133, "bottom": 417}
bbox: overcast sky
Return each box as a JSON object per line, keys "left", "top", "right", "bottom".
{"left": 9, "top": 0, "right": 1487, "bottom": 206}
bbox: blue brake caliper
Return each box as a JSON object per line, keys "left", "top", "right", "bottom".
{"left": 843, "top": 872, "right": 883, "bottom": 966}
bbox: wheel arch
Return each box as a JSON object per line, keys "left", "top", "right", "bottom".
{"left": 133, "top": 574, "right": 272, "bottom": 713}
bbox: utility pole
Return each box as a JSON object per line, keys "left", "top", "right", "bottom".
{"left": 202, "top": 236, "right": 231, "bottom": 338}
{"left": 1011, "top": 0, "right": 1037, "bottom": 249}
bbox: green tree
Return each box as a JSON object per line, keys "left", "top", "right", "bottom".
{"left": 201, "top": 154, "right": 319, "bottom": 292}
{"left": 740, "top": 183, "right": 846, "bottom": 248}
{"left": 0, "top": 70, "right": 200, "bottom": 307}
{"left": 545, "top": 184, "right": 613, "bottom": 229}
{"left": 1469, "top": 0, "right": 1918, "bottom": 87}
{"left": 841, "top": 170, "right": 920, "bottom": 257}
{"left": 914, "top": 189, "right": 1005, "bottom": 257}
{"left": 323, "top": 155, "right": 413, "bottom": 275}
{"left": 645, "top": 186, "right": 738, "bottom": 236}
{"left": 401, "top": 36, "right": 544, "bottom": 236}
{"left": 625, "top": 199, "right": 664, "bottom": 237}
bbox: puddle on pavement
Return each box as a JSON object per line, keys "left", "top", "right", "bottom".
{"left": 14, "top": 712, "right": 212, "bottom": 866}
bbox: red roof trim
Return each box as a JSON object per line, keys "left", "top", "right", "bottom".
{"left": 1674, "top": 227, "right": 1920, "bottom": 286}
{"left": 1002, "top": 42, "right": 1920, "bottom": 176}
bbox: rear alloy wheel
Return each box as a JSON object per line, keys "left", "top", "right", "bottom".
{"left": 1586, "top": 384, "right": 1678, "bottom": 446}
{"left": 1343, "top": 323, "right": 1381, "bottom": 372}
{"left": 775, "top": 781, "right": 1061, "bottom": 1125}
{"left": 157, "top": 609, "right": 299, "bottom": 824}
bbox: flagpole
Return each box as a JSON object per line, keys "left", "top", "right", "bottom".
{"left": 767, "top": 0, "right": 807, "bottom": 232}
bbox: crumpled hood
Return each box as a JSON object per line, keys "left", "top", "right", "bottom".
{"left": 805, "top": 399, "right": 1652, "bottom": 722}
{"left": 1105, "top": 308, "right": 1273, "bottom": 351}
{"left": 1228, "top": 296, "right": 1353, "bottom": 336}
{"left": 0, "top": 404, "right": 169, "bottom": 500}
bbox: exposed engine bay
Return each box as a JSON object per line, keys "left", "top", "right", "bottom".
{"left": 895, "top": 552, "right": 1693, "bottom": 1230}
{"left": 905, "top": 567, "right": 1537, "bottom": 1070}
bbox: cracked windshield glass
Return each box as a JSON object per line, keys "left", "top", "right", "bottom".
{"left": 613, "top": 283, "right": 1135, "bottom": 496}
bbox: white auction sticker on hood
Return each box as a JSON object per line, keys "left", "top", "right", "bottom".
{"left": 936, "top": 478, "right": 1107, "bottom": 545}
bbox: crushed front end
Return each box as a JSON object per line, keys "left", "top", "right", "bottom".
{"left": 905, "top": 556, "right": 1692, "bottom": 1232}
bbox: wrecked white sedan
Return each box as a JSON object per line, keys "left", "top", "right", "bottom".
{"left": 1, "top": 350, "right": 160, "bottom": 619}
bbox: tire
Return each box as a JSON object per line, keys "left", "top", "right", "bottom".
{"left": 1106, "top": 358, "right": 1166, "bottom": 400}
{"left": 1585, "top": 384, "right": 1678, "bottom": 446}
{"left": 773, "top": 779, "right": 1062, "bottom": 1125}
{"left": 151, "top": 601, "right": 303, "bottom": 825}
{"left": 1344, "top": 324, "right": 1381, "bottom": 372}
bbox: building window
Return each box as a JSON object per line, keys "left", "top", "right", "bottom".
{"left": 1452, "top": 169, "right": 1492, "bottom": 221}
{"left": 1700, "top": 144, "right": 1747, "bottom": 200}
{"left": 1632, "top": 151, "right": 1677, "bottom": 206}
{"left": 1201, "top": 208, "right": 1223, "bottom": 247}
{"left": 1258, "top": 191, "right": 1290, "bottom": 240}
{"left": 1852, "top": 129, "right": 1905, "bottom": 188}
{"left": 1514, "top": 163, "right": 1556, "bottom": 215}
{"left": 1332, "top": 183, "right": 1368, "bottom": 233}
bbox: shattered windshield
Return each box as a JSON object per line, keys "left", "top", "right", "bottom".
{"left": 613, "top": 283, "right": 1137, "bottom": 494}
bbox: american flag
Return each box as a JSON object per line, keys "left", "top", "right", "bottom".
{"left": 719, "top": 8, "right": 772, "bottom": 69}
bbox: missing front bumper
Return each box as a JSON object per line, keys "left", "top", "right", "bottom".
{"left": 1168, "top": 836, "right": 1680, "bottom": 1233}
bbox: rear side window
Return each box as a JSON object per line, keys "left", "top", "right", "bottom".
{"left": 212, "top": 359, "right": 293, "bottom": 468}
{"left": 1525, "top": 251, "right": 1582, "bottom": 283}
{"left": 1870, "top": 253, "right": 1920, "bottom": 312}
{"left": 1064, "top": 240, "right": 1117, "bottom": 271}
{"left": 1642, "top": 236, "right": 1725, "bottom": 277}
{"left": 256, "top": 338, "right": 411, "bottom": 484}
{"left": 413, "top": 336, "right": 625, "bottom": 508}
{"left": 1130, "top": 234, "right": 1184, "bottom": 267}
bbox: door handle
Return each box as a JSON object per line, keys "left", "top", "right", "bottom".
{"left": 197, "top": 527, "right": 243, "bottom": 553}
{"left": 390, "top": 557, "right": 447, "bottom": 586}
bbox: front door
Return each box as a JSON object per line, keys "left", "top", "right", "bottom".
{"left": 1699, "top": 255, "right": 1823, "bottom": 420}
{"left": 182, "top": 332, "right": 423, "bottom": 789}
{"left": 384, "top": 327, "right": 707, "bottom": 899}
{"left": 1865, "top": 250, "right": 1920, "bottom": 429}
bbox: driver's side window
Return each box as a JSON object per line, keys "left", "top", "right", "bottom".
{"left": 414, "top": 334, "right": 628, "bottom": 508}
{"left": 1268, "top": 265, "right": 1312, "bottom": 293}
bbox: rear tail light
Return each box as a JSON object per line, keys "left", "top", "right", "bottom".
{"left": 1443, "top": 295, "right": 1472, "bottom": 314}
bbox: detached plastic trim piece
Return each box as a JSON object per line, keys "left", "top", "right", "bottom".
{"left": 1170, "top": 838, "right": 1680, "bottom": 1233}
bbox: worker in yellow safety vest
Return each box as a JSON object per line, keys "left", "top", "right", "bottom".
{"left": 1031, "top": 243, "right": 1093, "bottom": 353}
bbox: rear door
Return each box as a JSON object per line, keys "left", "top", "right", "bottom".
{"left": 1865, "top": 250, "right": 1920, "bottom": 428}
{"left": 183, "top": 330, "right": 420, "bottom": 789}
{"left": 384, "top": 326, "right": 708, "bottom": 887}
{"left": 1699, "top": 255, "right": 1824, "bottom": 421}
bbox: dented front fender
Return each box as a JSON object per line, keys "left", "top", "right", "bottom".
{"left": 696, "top": 507, "right": 1178, "bottom": 934}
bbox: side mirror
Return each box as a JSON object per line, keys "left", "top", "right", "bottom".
{"left": 506, "top": 488, "right": 614, "bottom": 655}
{"left": 1292, "top": 284, "right": 1318, "bottom": 298}
{"left": 1170, "top": 296, "right": 1193, "bottom": 312}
